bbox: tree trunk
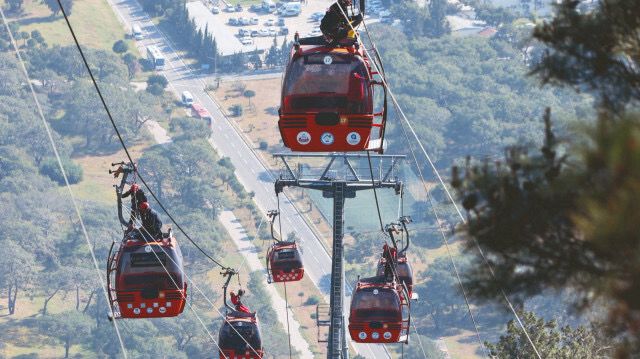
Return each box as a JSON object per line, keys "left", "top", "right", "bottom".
{"left": 7, "top": 285, "right": 12, "bottom": 315}
{"left": 83, "top": 289, "right": 95, "bottom": 314}
{"left": 8, "top": 281, "right": 18, "bottom": 315}
{"left": 75, "top": 286, "right": 80, "bottom": 310}
{"left": 65, "top": 338, "right": 70, "bottom": 358}
{"left": 43, "top": 288, "right": 60, "bottom": 315}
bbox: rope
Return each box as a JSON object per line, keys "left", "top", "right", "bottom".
{"left": 397, "top": 104, "right": 490, "bottom": 358}
{"left": 334, "top": 6, "right": 543, "bottom": 357}
{"left": 367, "top": 151, "right": 386, "bottom": 233}
{"left": 54, "top": 0, "right": 231, "bottom": 271}
{"left": 0, "top": 7, "right": 128, "bottom": 358}
{"left": 283, "top": 282, "right": 293, "bottom": 359}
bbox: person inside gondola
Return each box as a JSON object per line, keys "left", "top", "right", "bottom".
{"left": 382, "top": 244, "right": 397, "bottom": 281}
{"left": 230, "top": 289, "right": 253, "bottom": 315}
{"left": 320, "top": 0, "right": 363, "bottom": 45}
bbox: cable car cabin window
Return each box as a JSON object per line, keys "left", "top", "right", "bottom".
{"left": 220, "top": 321, "right": 262, "bottom": 351}
{"left": 130, "top": 252, "right": 167, "bottom": 267}
{"left": 351, "top": 288, "right": 401, "bottom": 321}
{"left": 283, "top": 53, "right": 371, "bottom": 114}
{"left": 117, "top": 246, "right": 185, "bottom": 289}
{"left": 276, "top": 249, "right": 296, "bottom": 260}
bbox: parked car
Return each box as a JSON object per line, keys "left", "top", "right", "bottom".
{"left": 250, "top": 17, "right": 259, "bottom": 24}
{"left": 277, "top": 18, "right": 285, "bottom": 26}
{"left": 238, "top": 28, "right": 251, "bottom": 37}
{"left": 249, "top": 4, "right": 261, "bottom": 12}
{"left": 251, "top": 30, "right": 260, "bottom": 37}
{"left": 225, "top": 4, "right": 236, "bottom": 12}
{"left": 257, "top": 28, "right": 270, "bottom": 37}
{"left": 279, "top": 26, "right": 289, "bottom": 35}
{"left": 211, "top": 6, "right": 220, "bottom": 14}
{"left": 236, "top": 4, "right": 243, "bottom": 11}
{"left": 310, "top": 11, "right": 324, "bottom": 21}
{"left": 229, "top": 17, "right": 239, "bottom": 25}
{"left": 241, "top": 36, "right": 254, "bottom": 45}
{"left": 239, "top": 17, "right": 251, "bottom": 25}
{"left": 265, "top": 18, "right": 276, "bottom": 26}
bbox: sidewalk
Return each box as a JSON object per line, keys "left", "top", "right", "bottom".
{"left": 219, "top": 210, "right": 314, "bottom": 359}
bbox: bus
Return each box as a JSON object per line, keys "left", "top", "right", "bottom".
{"left": 191, "top": 103, "right": 212, "bottom": 125}
{"left": 132, "top": 23, "right": 143, "bottom": 40}
{"left": 147, "top": 46, "right": 165, "bottom": 70}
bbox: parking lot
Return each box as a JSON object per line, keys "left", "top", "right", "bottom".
{"left": 196, "top": 0, "right": 335, "bottom": 51}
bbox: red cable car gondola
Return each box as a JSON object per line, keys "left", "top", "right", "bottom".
{"left": 348, "top": 275, "right": 410, "bottom": 344}
{"left": 107, "top": 162, "right": 187, "bottom": 320}
{"left": 218, "top": 270, "right": 264, "bottom": 359}
{"left": 279, "top": 33, "right": 387, "bottom": 153}
{"left": 107, "top": 234, "right": 187, "bottom": 319}
{"left": 266, "top": 209, "right": 304, "bottom": 283}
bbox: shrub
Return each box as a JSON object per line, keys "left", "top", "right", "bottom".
{"left": 229, "top": 104, "right": 243, "bottom": 117}
{"left": 304, "top": 295, "right": 320, "bottom": 306}
{"left": 39, "top": 157, "right": 83, "bottom": 185}
{"left": 112, "top": 39, "right": 129, "bottom": 54}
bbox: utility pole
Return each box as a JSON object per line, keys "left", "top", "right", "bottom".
{"left": 274, "top": 153, "right": 404, "bottom": 359}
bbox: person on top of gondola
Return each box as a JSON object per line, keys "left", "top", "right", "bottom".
{"left": 230, "top": 289, "right": 253, "bottom": 314}
{"left": 382, "top": 243, "right": 397, "bottom": 281}
{"left": 320, "top": 0, "right": 363, "bottom": 46}
{"left": 128, "top": 201, "right": 163, "bottom": 242}
{"left": 122, "top": 183, "right": 147, "bottom": 225}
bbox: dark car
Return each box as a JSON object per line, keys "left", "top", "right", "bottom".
{"left": 235, "top": 4, "right": 243, "bottom": 11}
{"left": 251, "top": 30, "right": 260, "bottom": 37}
{"left": 229, "top": 17, "right": 239, "bottom": 25}
{"left": 279, "top": 26, "right": 289, "bottom": 35}
{"left": 277, "top": 18, "right": 285, "bottom": 26}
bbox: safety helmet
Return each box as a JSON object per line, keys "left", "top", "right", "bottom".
{"left": 138, "top": 202, "right": 150, "bottom": 211}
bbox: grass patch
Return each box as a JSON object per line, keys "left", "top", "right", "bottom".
{"left": 11, "top": 0, "right": 131, "bottom": 53}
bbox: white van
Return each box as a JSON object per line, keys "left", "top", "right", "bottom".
{"left": 281, "top": 2, "right": 301, "bottom": 16}
{"left": 262, "top": 0, "right": 276, "bottom": 13}
{"left": 132, "top": 23, "right": 143, "bottom": 40}
{"left": 181, "top": 91, "right": 194, "bottom": 106}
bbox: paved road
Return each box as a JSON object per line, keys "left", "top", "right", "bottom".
{"left": 106, "top": 1, "right": 388, "bottom": 357}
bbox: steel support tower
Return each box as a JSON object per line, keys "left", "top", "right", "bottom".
{"left": 274, "top": 153, "right": 404, "bottom": 359}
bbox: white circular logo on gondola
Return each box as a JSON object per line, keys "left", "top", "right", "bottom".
{"left": 159, "top": 307, "right": 167, "bottom": 314}
{"left": 346, "top": 132, "right": 361, "bottom": 145}
{"left": 297, "top": 131, "right": 311, "bottom": 145}
{"left": 133, "top": 308, "right": 141, "bottom": 315}
{"left": 323, "top": 55, "right": 333, "bottom": 65}
{"left": 383, "top": 331, "right": 392, "bottom": 340}
{"left": 147, "top": 307, "right": 153, "bottom": 314}
{"left": 321, "top": 132, "right": 334, "bottom": 145}
{"left": 358, "top": 332, "right": 367, "bottom": 340}
{"left": 372, "top": 332, "right": 380, "bottom": 340}
{"left": 145, "top": 245, "right": 152, "bottom": 253}
{"left": 373, "top": 289, "right": 379, "bottom": 295}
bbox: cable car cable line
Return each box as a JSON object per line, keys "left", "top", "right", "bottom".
{"left": 0, "top": 7, "right": 129, "bottom": 358}
{"left": 53, "top": 0, "right": 234, "bottom": 273}
{"left": 126, "top": 210, "right": 263, "bottom": 358}
{"left": 334, "top": 5, "right": 543, "bottom": 357}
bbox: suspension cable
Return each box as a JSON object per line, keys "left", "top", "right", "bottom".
{"left": 128, "top": 210, "right": 263, "bottom": 357}
{"left": 334, "top": 6, "right": 543, "bottom": 357}
{"left": 283, "top": 282, "right": 293, "bottom": 359}
{"left": 54, "top": 0, "right": 232, "bottom": 271}
{"left": 398, "top": 117, "right": 490, "bottom": 358}
{"left": 0, "top": 8, "right": 129, "bottom": 358}
{"left": 366, "top": 151, "right": 386, "bottom": 233}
